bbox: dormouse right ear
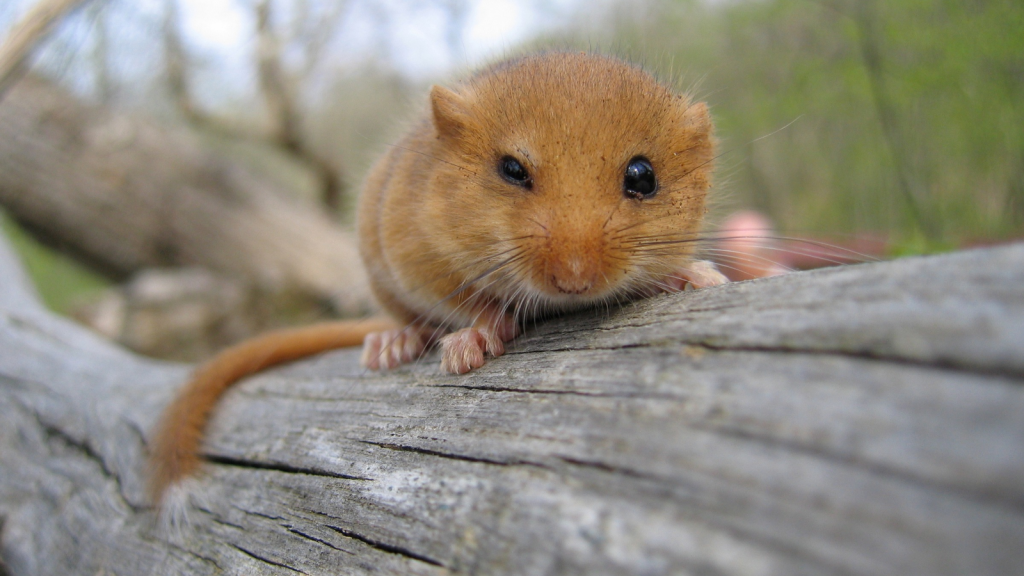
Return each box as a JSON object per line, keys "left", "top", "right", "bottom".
{"left": 430, "top": 85, "right": 471, "bottom": 140}
{"left": 680, "top": 101, "right": 712, "bottom": 140}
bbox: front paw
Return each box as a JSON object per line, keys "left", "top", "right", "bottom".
{"left": 439, "top": 327, "right": 505, "bottom": 374}
{"left": 663, "top": 260, "right": 729, "bottom": 292}
{"left": 361, "top": 328, "right": 429, "bottom": 370}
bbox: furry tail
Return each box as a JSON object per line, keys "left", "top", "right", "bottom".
{"left": 148, "top": 318, "right": 396, "bottom": 505}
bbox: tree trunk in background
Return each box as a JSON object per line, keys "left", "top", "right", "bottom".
{"left": 0, "top": 75, "right": 372, "bottom": 315}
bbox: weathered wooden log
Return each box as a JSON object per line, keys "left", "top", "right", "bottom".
{"left": 1, "top": 230, "right": 1022, "bottom": 575}
{"left": 0, "top": 75, "right": 371, "bottom": 315}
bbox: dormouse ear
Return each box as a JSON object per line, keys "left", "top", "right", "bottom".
{"left": 680, "top": 100, "right": 713, "bottom": 140}
{"left": 430, "top": 85, "right": 471, "bottom": 140}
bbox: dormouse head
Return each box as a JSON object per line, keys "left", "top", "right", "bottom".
{"left": 423, "top": 52, "right": 714, "bottom": 312}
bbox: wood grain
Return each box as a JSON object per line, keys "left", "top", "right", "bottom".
{"left": 1, "top": 238, "right": 1022, "bottom": 575}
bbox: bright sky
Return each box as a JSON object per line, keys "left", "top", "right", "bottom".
{"left": 0, "top": 0, "right": 592, "bottom": 104}
{"left": 177, "top": 0, "right": 585, "bottom": 79}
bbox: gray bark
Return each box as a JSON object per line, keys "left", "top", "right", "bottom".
{"left": 0, "top": 76, "right": 371, "bottom": 315}
{"left": 1, "top": 232, "right": 1023, "bottom": 576}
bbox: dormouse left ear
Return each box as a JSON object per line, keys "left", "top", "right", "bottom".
{"left": 680, "top": 101, "right": 713, "bottom": 141}
{"left": 430, "top": 85, "right": 471, "bottom": 140}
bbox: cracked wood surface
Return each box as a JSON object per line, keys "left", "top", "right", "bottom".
{"left": 1, "top": 234, "right": 1023, "bottom": 576}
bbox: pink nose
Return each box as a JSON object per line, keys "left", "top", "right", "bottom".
{"left": 549, "top": 256, "right": 598, "bottom": 295}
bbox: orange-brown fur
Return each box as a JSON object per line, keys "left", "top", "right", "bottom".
{"left": 148, "top": 318, "right": 395, "bottom": 501}
{"left": 361, "top": 53, "right": 714, "bottom": 326}
{"left": 149, "top": 52, "right": 723, "bottom": 506}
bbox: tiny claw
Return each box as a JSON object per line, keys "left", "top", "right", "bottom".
{"left": 440, "top": 329, "right": 488, "bottom": 374}
{"left": 402, "top": 330, "right": 425, "bottom": 363}
{"left": 438, "top": 312, "right": 518, "bottom": 374}
{"left": 482, "top": 327, "right": 506, "bottom": 357}
{"left": 666, "top": 260, "right": 729, "bottom": 292}
{"left": 361, "top": 328, "right": 430, "bottom": 370}
{"left": 360, "top": 332, "right": 383, "bottom": 369}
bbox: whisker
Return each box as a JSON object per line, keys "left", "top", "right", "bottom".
{"left": 366, "top": 250, "right": 531, "bottom": 368}
{"left": 384, "top": 142, "right": 479, "bottom": 177}
{"left": 618, "top": 234, "right": 879, "bottom": 263}
{"left": 603, "top": 196, "right": 628, "bottom": 231}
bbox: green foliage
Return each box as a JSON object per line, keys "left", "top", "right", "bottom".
{"left": 0, "top": 213, "right": 109, "bottom": 314}
{"left": 567, "top": 0, "right": 1024, "bottom": 246}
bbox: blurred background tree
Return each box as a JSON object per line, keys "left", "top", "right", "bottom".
{"left": 0, "top": 0, "right": 1021, "bottom": 357}
{"left": 595, "top": 0, "right": 1024, "bottom": 250}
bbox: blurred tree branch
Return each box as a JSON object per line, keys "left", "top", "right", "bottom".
{"left": 0, "top": 0, "right": 93, "bottom": 101}
{"left": 254, "top": 0, "right": 345, "bottom": 211}
{"left": 162, "top": 0, "right": 262, "bottom": 139}
{"left": 161, "top": 0, "right": 348, "bottom": 212}
{"left": 255, "top": 0, "right": 300, "bottom": 150}
{"left": 850, "top": 0, "right": 938, "bottom": 241}
{"left": 0, "top": 75, "right": 373, "bottom": 315}
{"left": 285, "top": 0, "right": 348, "bottom": 85}
{"left": 87, "top": 1, "right": 112, "bottom": 104}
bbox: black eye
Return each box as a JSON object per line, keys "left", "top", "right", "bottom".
{"left": 623, "top": 156, "right": 657, "bottom": 200}
{"left": 499, "top": 155, "right": 532, "bottom": 189}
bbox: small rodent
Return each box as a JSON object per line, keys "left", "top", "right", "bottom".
{"left": 149, "top": 52, "right": 727, "bottom": 509}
